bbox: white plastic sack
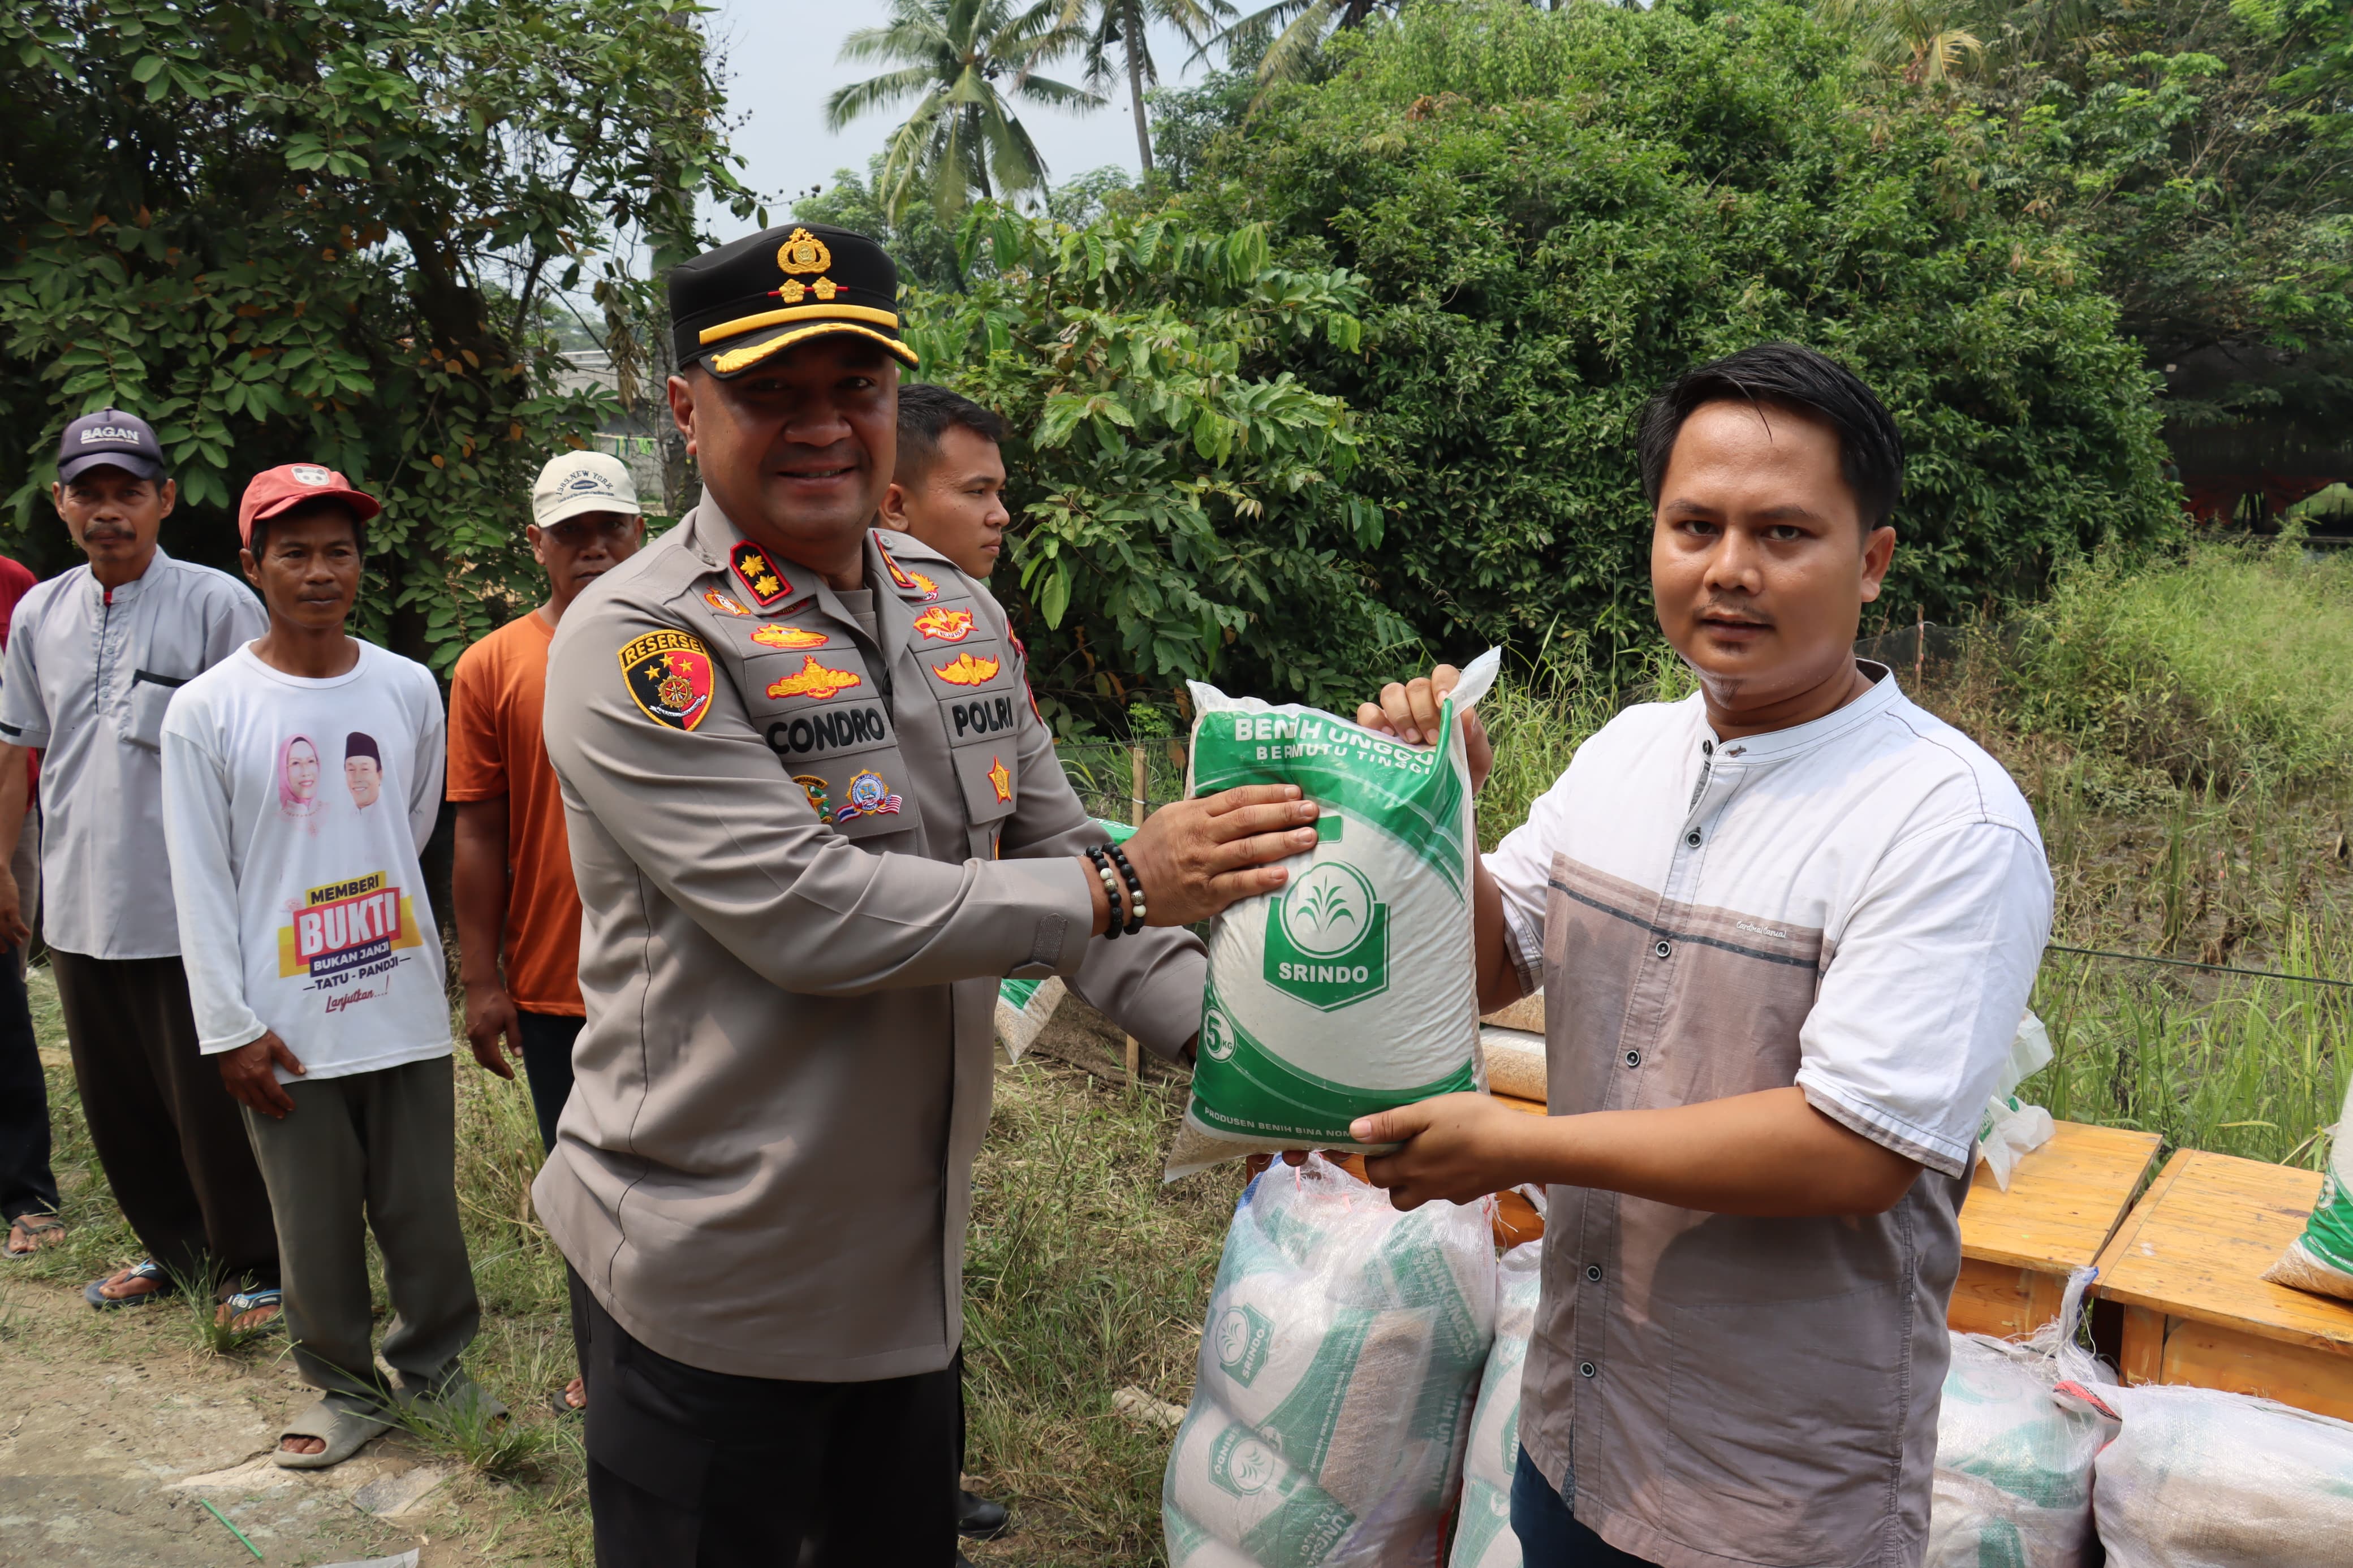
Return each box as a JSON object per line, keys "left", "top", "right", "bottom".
{"left": 1447, "top": 1219, "right": 1545, "bottom": 1568}
{"left": 1164, "top": 1153, "right": 1498, "bottom": 1567}
{"left": 2054, "top": 1379, "right": 2353, "bottom": 1567}
{"left": 1977, "top": 1096, "right": 2058, "bottom": 1192}
{"left": 2261, "top": 1075, "right": 2353, "bottom": 1302}
{"left": 1927, "top": 1268, "right": 2115, "bottom": 1568}
{"left": 1170, "top": 651, "right": 1499, "bottom": 1174}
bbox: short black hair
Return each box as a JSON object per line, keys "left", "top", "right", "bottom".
{"left": 249, "top": 498, "right": 367, "bottom": 560}
{"left": 1637, "top": 343, "right": 1904, "bottom": 532}
{"left": 894, "top": 383, "right": 1006, "bottom": 487}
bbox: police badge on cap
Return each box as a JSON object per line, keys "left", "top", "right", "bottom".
{"left": 669, "top": 223, "right": 918, "bottom": 379}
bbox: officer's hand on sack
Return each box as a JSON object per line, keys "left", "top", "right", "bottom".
{"left": 1108, "top": 783, "right": 1320, "bottom": 932}
{"left": 217, "top": 1030, "right": 307, "bottom": 1119}
{"left": 1355, "top": 664, "right": 1493, "bottom": 795}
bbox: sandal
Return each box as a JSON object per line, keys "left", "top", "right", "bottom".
{"left": 3, "top": 1212, "right": 64, "bottom": 1257}
{"left": 546, "top": 1388, "right": 584, "bottom": 1419}
{"left": 84, "top": 1259, "right": 176, "bottom": 1308}
{"left": 273, "top": 1393, "right": 395, "bottom": 1469}
{"left": 216, "top": 1286, "right": 283, "bottom": 1332}
{"left": 405, "top": 1368, "right": 508, "bottom": 1424}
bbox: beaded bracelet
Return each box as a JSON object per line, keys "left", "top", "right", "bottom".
{"left": 1084, "top": 845, "right": 1126, "bottom": 939}
{"left": 1105, "top": 843, "right": 1147, "bottom": 936}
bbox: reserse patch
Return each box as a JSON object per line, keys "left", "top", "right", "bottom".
{"left": 619, "top": 630, "right": 716, "bottom": 731}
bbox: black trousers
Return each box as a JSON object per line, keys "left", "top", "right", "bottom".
{"left": 50, "top": 949, "right": 278, "bottom": 1293}
{"left": 515, "top": 1009, "right": 584, "bottom": 1156}
{"left": 575, "top": 1266, "right": 958, "bottom": 1567}
{"left": 0, "top": 942, "right": 55, "bottom": 1225}
{"left": 1511, "top": 1446, "right": 1659, "bottom": 1566}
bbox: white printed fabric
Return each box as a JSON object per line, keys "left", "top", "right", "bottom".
{"left": 1165, "top": 1154, "right": 1496, "bottom": 1567}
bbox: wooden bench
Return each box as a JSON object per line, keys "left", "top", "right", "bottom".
{"left": 1491, "top": 1095, "right": 2158, "bottom": 1340}
{"left": 1951, "top": 1120, "right": 2163, "bottom": 1338}
{"left": 2091, "top": 1148, "right": 2353, "bottom": 1420}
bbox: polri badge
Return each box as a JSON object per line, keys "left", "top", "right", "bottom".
{"left": 618, "top": 631, "right": 716, "bottom": 731}
{"left": 834, "top": 768, "right": 903, "bottom": 823}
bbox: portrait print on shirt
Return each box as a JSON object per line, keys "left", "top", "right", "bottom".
{"left": 269, "top": 727, "right": 424, "bottom": 1012}
{"left": 278, "top": 733, "right": 325, "bottom": 826}
{"left": 344, "top": 732, "right": 382, "bottom": 810}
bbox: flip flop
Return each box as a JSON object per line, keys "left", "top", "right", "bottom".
{"left": 273, "top": 1393, "right": 396, "bottom": 1469}
{"left": 83, "top": 1259, "right": 175, "bottom": 1307}
{"left": 3, "top": 1213, "right": 63, "bottom": 1257}
{"left": 216, "top": 1286, "right": 283, "bottom": 1332}
{"left": 407, "top": 1370, "right": 508, "bottom": 1424}
{"left": 546, "top": 1387, "right": 584, "bottom": 1419}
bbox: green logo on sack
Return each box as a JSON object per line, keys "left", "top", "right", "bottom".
{"left": 1201, "top": 1007, "right": 1236, "bottom": 1062}
{"left": 1209, "top": 1425, "right": 1282, "bottom": 1497}
{"left": 1215, "top": 1303, "right": 1274, "bottom": 1385}
{"left": 1265, "top": 862, "right": 1387, "bottom": 1010}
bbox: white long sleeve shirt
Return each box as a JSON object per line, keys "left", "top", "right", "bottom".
{"left": 161, "top": 640, "right": 451, "bottom": 1081}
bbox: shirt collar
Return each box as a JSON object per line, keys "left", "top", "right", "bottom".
{"left": 85, "top": 546, "right": 171, "bottom": 604}
{"left": 1699, "top": 660, "right": 1902, "bottom": 763}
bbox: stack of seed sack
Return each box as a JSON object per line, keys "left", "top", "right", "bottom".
{"left": 1166, "top": 651, "right": 1501, "bottom": 1180}
{"left": 1164, "top": 1153, "right": 1498, "bottom": 1566}
{"left": 1447, "top": 1203, "right": 1545, "bottom": 1568}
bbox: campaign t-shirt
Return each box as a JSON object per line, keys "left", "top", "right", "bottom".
{"left": 447, "top": 610, "right": 583, "bottom": 1015}
{"left": 161, "top": 640, "right": 451, "bottom": 1081}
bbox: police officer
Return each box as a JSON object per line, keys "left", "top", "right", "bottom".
{"left": 535, "top": 223, "right": 1318, "bottom": 1567}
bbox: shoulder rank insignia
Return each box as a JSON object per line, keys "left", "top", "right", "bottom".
{"left": 873, "top": 532, "right": 940, "bottom": 601}
{"left": 730, "top": 541, "right": 794, "bottom": 608}
{"left": 910, "top": 606, "right": 974, "bottom": 643}
{"left": 987, "top": 756, "right": 1012, "bottom": 804}
{"left": 931, "top": 652, "right": 1001, "bottom": 687}
{"left": 835, "top": 768, "right": 903, "bottom": 823}
{"left": 618, "top": 631, "right": 715, "bottom": 731}
{"left": 751, "top": 623, "right": 830, "bottom": 650}
{"left": 766, "top": 654, "right": 864, "bottom": 702}
{"left": 792, "top": 774, "right": 829, "bottom": 818}
{"left": 704, "top": 588, "right": 752, "bottom": 617}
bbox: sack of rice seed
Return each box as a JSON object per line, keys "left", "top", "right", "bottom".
{"left": 1164, "top": 1152, "right": 1497, "bottom": 1568}
{"left": 2260, "top": 1077, "right": 2353, "bottom": 1302}
{"left": 1170, "top": 650, "right": 1501, "bottom": 1177}
{"left": 1927, "top": 1269, "right": 2114, "bottom": 1568}
{"left": 1448, "top": 1219, "right": 1545, "bottom": 1568}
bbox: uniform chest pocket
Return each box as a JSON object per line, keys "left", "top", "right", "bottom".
{"left": 124, "top": 669, "right": 189, "bottom": 750}
{"left": 950, "top": 744, "right": 1017, "bottom": 826}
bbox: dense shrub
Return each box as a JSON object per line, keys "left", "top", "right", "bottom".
{"left": 1178, "top": 0, "right": 2184, "bottom": 662}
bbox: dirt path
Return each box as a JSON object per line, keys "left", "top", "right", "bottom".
{"left": 0, "top": 1275, "right": 503, "bottom": 1568}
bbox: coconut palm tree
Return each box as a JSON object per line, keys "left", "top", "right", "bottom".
{"left": 826, "top": 0, "right": 1101, "bottom": 222}
{"left": 1202, "top": 0, "right": 1395, "bottom": 100}
{"left": 1058, "top": 0, "right": 1235, "bottom": 175}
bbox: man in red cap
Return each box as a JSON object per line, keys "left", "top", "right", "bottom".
{"left": 162, "top": 464, "right": 490, "bottom": 1470}
{"left": 0, "top": 409, "right": 277, "bottom": 1320}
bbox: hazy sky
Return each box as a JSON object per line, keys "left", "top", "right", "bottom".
{"left": 697, "top": 0, "right": 1218, "bottom": 243}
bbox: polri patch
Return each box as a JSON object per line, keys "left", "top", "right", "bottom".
{"left": 930, "top": 652, "right": 1000, "bottom": 688}
{"left": 911, "top": 606, "right": 974, "bottom": 643}
{"left": 730, "top": 541, "right": 794, "bottom": 607}
{"left": 704, "top": 588, "right": 752, "bottom": 617}
{"left": 766, "top": 654, "right": 864, "bottom": 702}
{"left": 751, "top": 623, "right": 830, "bottom": 650}
{"left": 618, "top": 630, "right": 715, "bottom": 731}
{"left": 835, "top": 768, "right": 903, "bottom": 823}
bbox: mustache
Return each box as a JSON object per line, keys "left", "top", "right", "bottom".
{"left": 1696, "top": 602, "right": 1770, "bottom": 624}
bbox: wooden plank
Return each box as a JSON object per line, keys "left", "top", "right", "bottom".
{"left": 2118, "top": 1304, "right": 2166, "bottom": 1386}
{"left": 1947, "top": 1257, "right": 2039, "bottom": 1338}
{"left": 1493, "top": 1092, "right": 1546, "bottom": 1117}
{"left": 2093, "top": 1149, "right": 2353, "bottom": 1356}
{"left": 1956, "top": 1121, "right": 2163, "bottom": 1273}
{"left": 2154, "top": 1316, "right": 2353, "bottom": 1422}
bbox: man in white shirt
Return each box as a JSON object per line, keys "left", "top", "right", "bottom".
{"left": 162, "top": 463, "right": 489, "bottom": 1470}
{"left": 0, "top": 409, "right": 277, "bottom": 1319}
{"left": 1350, "top": 344, "right": 2052, "bottom": 1568}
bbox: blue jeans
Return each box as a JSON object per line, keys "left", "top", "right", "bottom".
{"left": 1511, "top": 1446, "right": 1656, "bottom": 1566}
{"left": 515, "top": 1010, "right": 585, "bottom": 1155}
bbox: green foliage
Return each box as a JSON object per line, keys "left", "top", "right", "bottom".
{"left": 2003, "top": 539, "right": 2353, "bottom": 789}
{"left": 0, "top": 0, "right": 752, "bottom": 667}
{"left": 1180, "top": 0, "right": 2182, "bottom": 661}
{"left": 793, "top": 159, "right": 966, "bottom": 291}
{"left": 904, "top": 206, "right": 1410, "bottom": 727}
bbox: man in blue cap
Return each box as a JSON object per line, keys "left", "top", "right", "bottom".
{"left": 0, "top": 409, "right": 278, "bottom": 1324}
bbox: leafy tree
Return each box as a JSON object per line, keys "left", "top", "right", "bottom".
{"left": 903, "top": 209, "right": 1408, "bottom": 726}
{"left": 1059, "top": 0, "right": 1234, "bottom": 174}
{"left": 826, "top": 0, "right": 1101, "bottom": 222}
{"left": 0, "top": 0, "right": 753, "bottom": 666}
{"left": 1180, "top": 0, "right": 2182, "bottom": 660}
{"left": 1144, "top": 66, "right": 1259, "bottom": 189}
{"left": 792, "top": 160, "right": 966, "bottom": 291}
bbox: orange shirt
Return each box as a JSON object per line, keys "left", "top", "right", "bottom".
{"left": 447, "top": 610, "right": 583, "bottom": 1016}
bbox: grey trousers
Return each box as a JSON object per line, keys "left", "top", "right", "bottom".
{"left": 240, "top": 1054, "right": 478, "bottom": 1406}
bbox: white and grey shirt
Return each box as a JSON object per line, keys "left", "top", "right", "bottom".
{"left": 0, "top": 549, "right": 265, "bottom": 960}
{"left": 1486, "top": 664, "right": 2053, "bottom": 1568}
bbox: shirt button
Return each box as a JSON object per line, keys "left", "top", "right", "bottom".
{"left": 1579, "top": 1360, "right": 1598, "bottom": 1379}
{"left": 1624, "top": 1049, "right": 1641, "bottom": 1068}
{"left": 1701, "top": 740, "right": 1714, "bottom": 755}
{"left": 1585, "top": 1264, "right": 1602, "bottom": 1282}
{"left": 1685, "top": 830, "right": 1701, "bottom": 847}
{"left": 1652, "top": 939, "right": 1671, "bottom": 959}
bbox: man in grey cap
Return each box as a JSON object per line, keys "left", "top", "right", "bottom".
{"left": 0, "top": 409, "right": 278, "bottom": 1322}
{"left": 537, "top": 224, "right": 1317, "bottom": 1566}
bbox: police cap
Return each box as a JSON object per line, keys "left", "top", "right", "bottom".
{"left": 669, "top": 223, "right": 918, "bottom": 380}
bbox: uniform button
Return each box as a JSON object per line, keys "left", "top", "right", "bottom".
{"left": 1685, "top": 830, "right": 1702, "bottom": 847}
{"left": 1652, "top": 939, "right": 1671, "bottom": 959}
{"left": 1701, "top": 740, "right": 1714, "bottom": 754}
{"left": 1585, "top": 1264, "right": 1602, "bottom": 1282}
{"left": 1624, "top": 1049, "right": 1641, "bottom": 1068}
{"left": 1579, "top": 1360, "right": 1598, "bottom": 1379}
